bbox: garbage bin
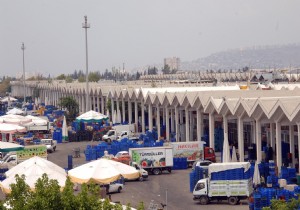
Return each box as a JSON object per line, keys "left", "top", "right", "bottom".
{"left": 73, "top": 148, "right": 80, "bottom": 158}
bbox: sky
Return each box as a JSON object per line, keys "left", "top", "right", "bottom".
{"left": 1, "top": 0, "right": 300, "bottom": 77}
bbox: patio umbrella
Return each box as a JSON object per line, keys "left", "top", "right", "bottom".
{"left": 231, "top": 146, "right": 238, "bottom": 162}
{"left": 24, "top": 115, "right": 48, "bottom": 126}
{"left": 0, "top": 97, "right": 17, "bottom": 103}
{"left": 0, "top": 115, "right": 32, "bottom": 125}
{"left": 68, "top": 159, "right": 140, "bottom": 184}
{"left": 0, "top": 123, "right": 26, "bottom": 134}
{"left": 62, "top": 116, "right": 68, "bottom": 142}
{"left": 0, "top": 142, "right": 24, "bottom": 152}
{"left": 253, "top": 161, "right": 261, "bottom": 187}
{"left": 6, "top": 108, "right": 24, "bottom": 115}
{"left": 76, "top": 110, "right": 108, "bottom": 123}
{"left": 1, "top": 157, "right": 66, "bottom": 194}
{"left": 222, "top": 134, "right": 231, "bottom": 163}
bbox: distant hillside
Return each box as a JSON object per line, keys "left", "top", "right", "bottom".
{"left": 181, "top": 44, "right": 300, "bottom": 71}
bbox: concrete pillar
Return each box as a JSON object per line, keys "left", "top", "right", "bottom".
{"left": 93, "top": 96, "right": 96, "bottom": 111}
{"left": 81, "top": 95, "right": 85, "bottom": 113}
{"left": 276, "top": 122, "right": 282, "bottom": 174}
{"left": 171, "top": 109, "right": 175, "bottom": 133}
{"left": 141, "top": 101, "right": 145, "bottom": 133}
{"left": 116, "top": 100, "right": 120, "bottom": 118}
{"left": 101, "top": 96, "right": 105, "bottom": 114}
{"left": 175, "top": 106, "right": 179, "bottom": 142}
{"left": 148, "top": 104, "right": 153, "bottom": 131}
{"left": 162, "top": 108, "right": 166, "bottom": 126}
{"left": 190, "top": 112, "right": 194, "bottom": 141}
{"left": 298, "top": 124, "right": 300, "bottom": 174}
{"left": 256, "top": 119, "right": 262, "bottom": 163}
{"left": 135, "top": 101, "right": 138, "bottom": 131}
{"left": 122, "top": 99, "right": 125, "bottom": 123}
{"left": 185, "top": 107, "right": 189, "bottom": 142}
{"left": 128, "top": 101, "right": 132, "bottom": 124}
{"left": 209, "top": 113, "right": 215, "bottom": 149}
{"left": 197, "top": 108, "right": 203, "bottom": 142}
{"left": 252, "top": 121, "right": 256, "bottom": 144}
{"left": 97, "top": 95, "right": 100, "bottom": 112}
{"left": 238, "top": 117, "right": 244, "bottom": 162}
{"left": 111, "top": 98, "right": 114, "bottom": 113}
{"left": 270, "top": 123, "right": 275, "bottom": 157}
{"left": 289, "top": 125, "right": 295, "bottom": 167}
{"left": 157, "top": 105, "right": 161, "bottom": 139}
{"left": 166, "top": 107, "right": 170, "bottom": 141}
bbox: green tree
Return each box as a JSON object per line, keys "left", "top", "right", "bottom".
{"left": 88, "top": 72, "right": 101, "bottom": 82}
{"left": 78, "top": 76, "right": 85, "bottom": 83}
{"left": 65, "top": 76, "right": 73, "bottom": 83}
{"left": 162, "top": 64, "right": 171, "bottom": 74}
{"left": 61, "top": 177, "right": 79, "bottom": 210}
{"left": 56, "top": 74, "right": 66, "bottom": 80}
{"left": 59, "top": 97, "right": 79, "bottom": 121}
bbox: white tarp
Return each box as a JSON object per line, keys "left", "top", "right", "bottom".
{"left": 208, "top": 162, "right": 251, "bottom": 174}
{"left": 231, "top": 146, "right": 238, "bottom": 162}
{"left": 6, "top": 108, "right": 24, "bottom": 115}
{"left": 253, "top": 161, "right": 261, "bottom": 186}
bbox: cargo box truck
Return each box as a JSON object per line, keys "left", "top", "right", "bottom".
{"left": 193, "top": 162, "right": 253, "bottom": 205}
{"left": 129, "top": 147, "right": 173, "bottom": 175}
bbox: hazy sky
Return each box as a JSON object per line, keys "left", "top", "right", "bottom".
{"left": 1, "top": 0, "right": 300, "bottom": 77}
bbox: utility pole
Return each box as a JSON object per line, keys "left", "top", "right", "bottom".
{"left": 21, "top": 43, "right": 26, "bottom": 105}
{"left": 82, "top": 16, "right": 90, "bottom": 112}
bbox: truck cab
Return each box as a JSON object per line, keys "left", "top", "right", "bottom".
{"left": 0, "top": 153, "right": 17, "bottom": 166}
{"left": 193, "top": 178, "right": 209, "bottom": 204}
{"left": 41, "top": 139, "right": 57, "bottom": 153}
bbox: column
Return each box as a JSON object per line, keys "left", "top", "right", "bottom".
{"left": 238, "top": 117, "right": 244, "bottom": 162}
{"left": 97, "top": 95, "right": 100, "bottom": 112}
{"left": 298, "top": 124, "right": 300, "bottom": 174}
{"left": 116, "top": 100, "right": 120, "bottom": 116}
{"left": 148, "top": 104, "right": 153, "bottom": 131}
{"left": 128, "top": 101, "right": 132, "bottom": 124}
{"left": 122, "top": 99, "right": 125, "bottom": 123}
{"left": 93, "top": 96, "right": 96, "bottom": 111}
{"left": 276, "top": 122, "right": 282, "bottom": 174}
{"left": 101, "top": 96, "right": 105, "bottom": 114}
{"left": 196, "top": 108, "right": 203, "bottom": 142}
{"left": 171, "top": 108, "right": 175, "bottom": 133}
{"left": 270, "top": 123, "right": 275, "bottom": 159}
{"left": 81, "top": 95, "right": 85, "bottom": 113}
{"left": 185, "top": 107, "right": 190, "bottom": 142}
{"left": 175, "top": 106, "right": 179, "bottom": 142}
{"left": 289, "top": 125, "right": 295, "bottom": 167}
{"left": 209, "top": 113, "right": 215, "bottom": 149}
{"left": 135, "top": 101, "right": 138, "bottom": 131}
{"left": 252, "top": 121, "right": 256, "bottom": 144}
{"left": 256, "top": 119, "right": 262, "bottom": 163}
{"left": 111, "top": 98, "right": 114, "bottom": 114}
{"left": 157, "top": 105, "right": 161, "bottom": 139}
{"left": 141, "top": 101, "right": 145, "bottom": 133}
{"left": 166, "top": 107, "right": 170, "bottom": 141}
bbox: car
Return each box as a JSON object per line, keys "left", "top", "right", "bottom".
{"left": 192, "top": 160, "right": 212, "bottom": 171}
{"left": 108, "top": 182, "right": 123, "bottom": 193}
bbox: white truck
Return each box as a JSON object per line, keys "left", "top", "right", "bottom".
{"left": 40, "top": 139, "right": 57, "bottom": 153}
{"left": 193, "top": 162, "right": 253, "bottom": 205}
{"left": 165, "top": 141, "right": 216, "bottom": 167}
{"left": 102, "top": 124, "right": 136, "bottom": 142}
{"left": 0, "top": 145, "right": 48, "bottom": 167}
{"left": 129, "top": 147, "right": 173, "bottom": 175}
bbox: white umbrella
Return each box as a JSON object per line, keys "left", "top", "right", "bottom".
{"left": 76, "top": 110, "right": 108, "bottom": 123}
{"left": 0, "top": 114, "right": 32, "bottom": 125}
{"left": 24, "top": 115, "right": 48, "bottom": 126}
{"left": 0, "top": 97, "right": 17, "bottom": 103}
{"left": 0, "top": 142, "right": 24, "bottom": 152}
{"left": 62, "top": 116, "right": 68, "bottom": 142}
{"left": 1, "top": 157, "right": 66, "bottom": 194}
{"left": 222, "top": 134, "right": 231, "bottom": 163}
{"left": 0, "top": 123, "right": 26, "bottom": 134}
{"left": 253, "top": 161, "right": 261, "bottom": 187}
{"left": 6, "top": 108, "right": 24, "bottom": 115}
{"left": 231, "top": 146, "right": 238, "bottom": 162}
{"left": 68, "top": 159, "right": 140, "bottom": 184}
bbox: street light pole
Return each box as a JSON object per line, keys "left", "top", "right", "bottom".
{"left": 21, "top": 42, "right": 26, "bottom": 105}
{"left": 82, "top": 16, "right": 90, "bottom": 112}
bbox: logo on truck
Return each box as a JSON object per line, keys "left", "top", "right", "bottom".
{"left": 131, "top": 150, "right": 166, "bottom": 168}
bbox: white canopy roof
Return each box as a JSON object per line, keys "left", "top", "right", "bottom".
{"left": 208, "top": 162, "right": 251, "bottom": 174}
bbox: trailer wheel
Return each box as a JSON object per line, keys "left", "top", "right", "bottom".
{"left": 228, "top": 196, "right": 238, "bottom": 205}
{"left": 199, "top": 196, "right": 209, "bottom": 205}
{"left": 152, "top": 168, "right": 161, "bottom": 175}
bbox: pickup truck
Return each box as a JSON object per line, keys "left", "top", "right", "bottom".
{"left": 40, "top": 139, "right": 57, "bottom": 153}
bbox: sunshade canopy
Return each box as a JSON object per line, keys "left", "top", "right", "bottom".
{"left": 0, "top": 142, "right": 24, "bottom": 152}
{"left": 76, "top": 110, "right": 108, "bottom": 123}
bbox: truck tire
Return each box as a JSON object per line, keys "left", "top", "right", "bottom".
{"left": 117, "top": 187, "right": 122, "bottom": 193}
{"left": 107, "top": 138, "right": 111, "bottom": 143}
{"left": 152, "top": 168, "right": 161, "bottom": 175}
{"left": 53, "top": 146, "right": 56, "bottom": 151}
{"left": 228, "top": 196, "right": 238, "bottom": 205}
{"left": 199, "top": 196, "right": 209, "bottom": 205}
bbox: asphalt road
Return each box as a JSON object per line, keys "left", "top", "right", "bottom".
{"left": 2, "top": 141, "right": 250, "bottom": 210}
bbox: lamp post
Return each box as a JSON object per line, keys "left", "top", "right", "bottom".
{"left": 82, "top": 16, "right": 90, "bottom": 112}
{"left": 21, "top": 42, "right": 26, "bottom": 105}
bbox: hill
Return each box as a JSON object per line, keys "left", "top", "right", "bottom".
{"left": 181, "top": 44, "right": 300, "bottom": 71}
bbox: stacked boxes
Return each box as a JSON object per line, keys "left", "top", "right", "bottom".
{"left": 189, "top": 166, "right": 204, "bottom": 192}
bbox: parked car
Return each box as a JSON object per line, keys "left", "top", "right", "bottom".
{"left": 192, "top": 160, "right": 212, "bottom": 171}
{"left": 40, "top": 139, "right": 57, "bottom": 153}
{"left": 108, "top": 182, "right": 123, "bottom": 193}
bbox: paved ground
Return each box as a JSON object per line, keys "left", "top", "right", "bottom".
{"left": 2, "top": 141, "right": 249, "bottom": 210}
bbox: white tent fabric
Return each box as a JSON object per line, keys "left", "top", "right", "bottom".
{"left": 76, "top": 110, "right": 108, "bottom": 122}
{"left": 253, "top": 161, "right": 261, "bottom": 186}
{"left": 1, "top": 157, "right": 66, "bottom": 194}
{"left": 0, "top": 142, "right": 24, "bottom": 152}
{"left": 0, "top": 123, "right": 26, "bottom": 134}
{"left": 208, "top": 162, "right": 251, "bottom": 174}
{"left": 231, "top": 146, "right": 238, "bottom": 162}
{"left": 6, "top": 108, "right": 24, "bottom": 115}
{"left": 0, "top": 97, "right": 17, "bottom": 103}
{"left": 0, "top": 115, "right": 32, "bottom": 125}
{"left": 24, "top": 115, "right": 48, "bottom": 126}
{"left": 222, "top": 134, "right": 231, "bottom": 163}
{"left": 68, "top": 158, "right": 140, "bottom": 184}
